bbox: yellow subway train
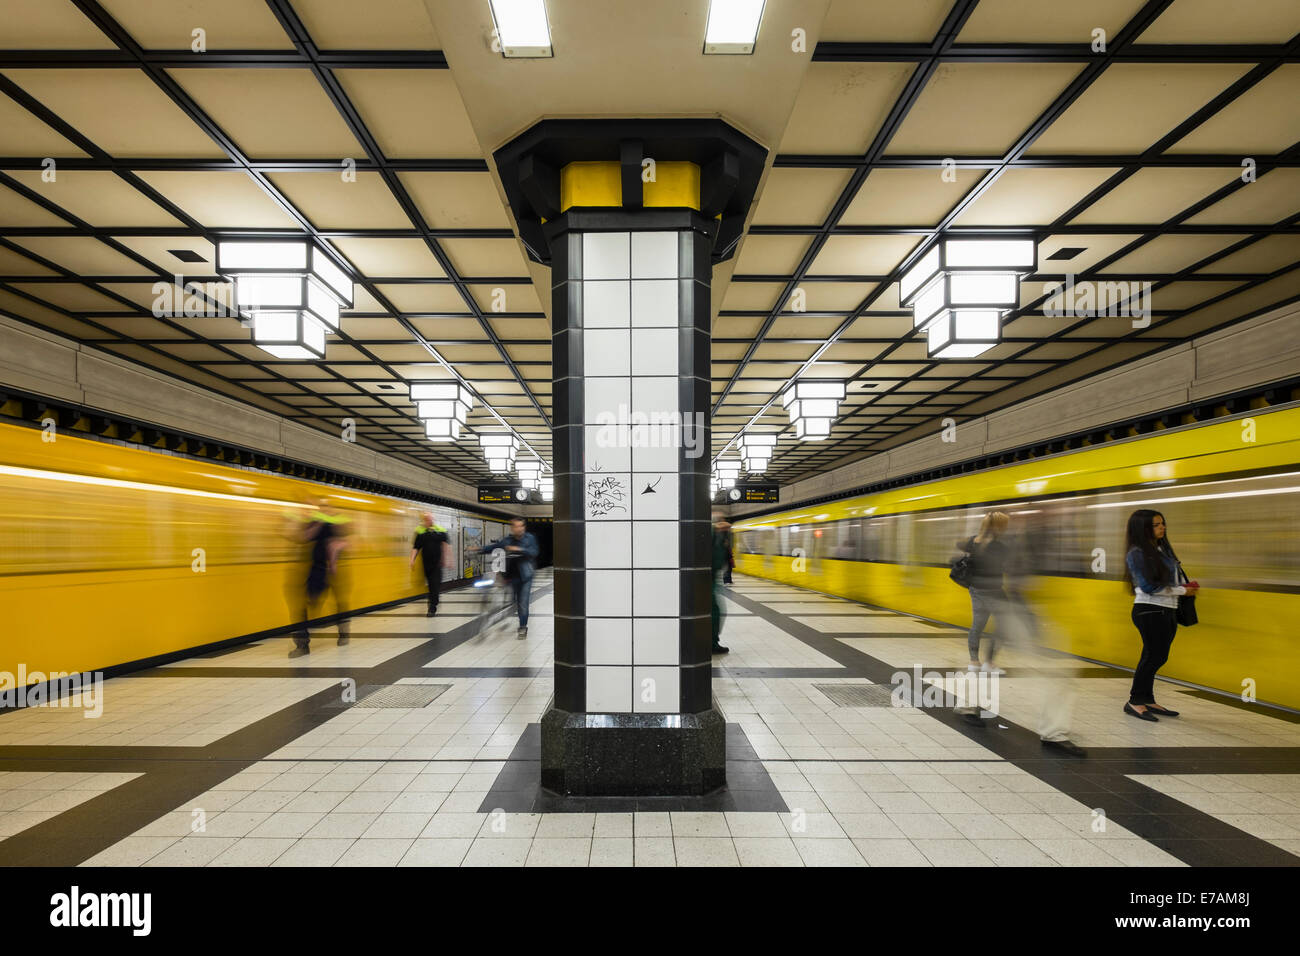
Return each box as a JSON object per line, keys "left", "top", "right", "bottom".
{"left": 0, "top": 420, "right": 508, "bottom": 681}
{"left": 732, "top": 406, "right": 1300, "bottom": 710}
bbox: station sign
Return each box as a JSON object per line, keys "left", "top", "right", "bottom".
{"left": 477, "top": 482, "right": 533, "bottom": 505}
{"left": 713, "top": 482, "right": 779, "bottom": 504}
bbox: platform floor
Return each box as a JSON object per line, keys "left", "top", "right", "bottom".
{"left": 1, "top": 569, "right": 1297, "bottom": 867}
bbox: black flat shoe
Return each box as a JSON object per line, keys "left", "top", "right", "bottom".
{"left": 1042, "top": 739, "right": 1087, "bottom": 757}
{"left": 1146, "top": 703, "right": 1179, "bottom": 717}
{"left": 1124, "top": 702, "right": 1158, "bottom": 722}
{"left": 712, "top": 644, "right": 729, "bottom": 655}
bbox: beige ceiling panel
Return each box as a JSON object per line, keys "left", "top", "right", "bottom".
{"left": 790, "top": 282, "right": 876, "bottom": 312}
{"left": 399, "top": 172, "right": 512, "bottom": 229}
{"left": 844, "top": 315, "right": 912, "bottom": 338}
{"left": 819, "top": 342, "right": 890, "bottom": 361}
{"left": 436, "top": 344, "right": 503, "bottom": 362}
{"left": 0, "top": 292, "right": 112, "bottom": 337}
{"left": 1102, "top": 233, "right": 1248, "bottom": 273}
{"left": 5, "top": 169, "right": 181, "bottom": 226}
{"left": 719, "top": 282, "right": 780, "bottom": 313}
{"left": 488, "top": 316, "right": 550, "bottom": 339}
{"left": 328, "top": 237, "right": 445, "bottom": 279}
{"left": 750, "top": 167, "right": 852, "bottom": 226}
{"left": 339, "top": 316, "right": 412, "bottom": 339}
{"left": 1149, "top": 280, "right": 1245, "bottom": 310}
{"left": 344, "top": 286, "right": 390, "bottom": 314}
{"left": 0, "top": 185, "right": 70, "bottom": 227}
{"left": 1199, "top": 235, "right": 1300, "bottom": 274}
{"left": 861, "top": 283, "right": 902, "bottom": 311}
{"left": 766, "top": 315, "right": 845, "bottom": 338}
{"left": 753, "top": 342, "right": 819, "bottom": 361}
{"left": 92, "top": 315, "right": 195, "bottom": 340}
{"left": 0, "top": 245, "right": 55, "bottom": 275}
{"left": 134, "top": 171, "right": 299, "bottom": 227}
{"left": 778, "top": 63, "right": 916, "bottom": 155}
{"left": 819, "top": 0, "right": 953, "bottom": 41}
{"left": 952, "top": 167, "right": 1120, "bottom": 225}
{"left": 1168, "top": 65, "right": 1300, "bottom": 155}
{"left": 10, "top": 282, "right": 132, "bottom": 312}
{"left": 335, "top": 70, "right": 481, "bottom": 160}
{"left": 712, "top": 315, "right": 766, "bottom": 339}
{"left": 733, "top": 235, "right": 811, "bottom": 275}
{"left": 1137, "top": 0, "right": 1300, "bottom": 43}
{"left": 1035, "top": 234, "right": 1137, "bottom": 274}
{"left": 808, "top": 235, "right": 921, "bottom": 276}
{"left": 1, "top": 69, "right": 224, "bottom": 158}
{"left": 467, "top": 283, "right": 544, "bottom": 314}
{"left": 267, "top": 171, "right": 413, "bottom": 229}
{"left": 1072, "top": 167, "right": 1241, "bottom": 225}
{"left": 99, "top": 0, "right": 293, "bottom": 49}
{"left": 0, "top": 93, "right": 87, "bottom": 156}
{"left": 1060, "top": 316, "right": 1139, "bottom": 338}
{"left": 3, "top": 0, "right": 116, "bottom": 47}
{"left": 375, "top": 282, "right": 470, "bottom": 313}
{"left": 408, "top": 316, "right": 486, "bottom": 339}
{"left": 1152, "top": 272, "right": 1300, "bottom": 336}
{"left": 292, "top": 0, "right": 439, "bottom": 48}
{"left": 439, "top": 237, "right": 530, "bottom": 278}
{"left": 1029, "top": 63, "right": 1251, "bottom": 155}
{"left": 958, "top": 0, "right": 1147, "bottom": 42}
{"left": 170, "top": 69, "right": 363, "bottom": 159}
{"left": 1184, "top": 168, "right": 1300, "bottom": 225}
{"left": 12, "top": 237, "right": 154, "bottom": 276}
{"left": 97, "top": 278, "right": 232, "bottom": 313}
{"left": 887, "top": 63, "right": 1083, "bottom": 156}
{"left": 109, "top": 236, "right": 216, "bottom": 273}
{"left": 840, "top": 167, "right": 984, "bottom": 226}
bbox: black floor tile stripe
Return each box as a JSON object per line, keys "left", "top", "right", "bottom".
{"left": 477, "top": 723, "right": 789, "bottom": 814}
{"left": 0, "top": 580, "right": 555, "bottom": 867}
{"left": 722, "top": 585, "right": 1300, "bottom": 867}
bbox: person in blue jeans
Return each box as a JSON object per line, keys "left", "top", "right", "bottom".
{"left": 482, "top": 518, "right": 539, "bottom": 638}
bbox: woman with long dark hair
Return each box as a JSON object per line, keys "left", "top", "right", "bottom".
{"left": 1123, "top": 509, "right": 1199, "bottom": 720}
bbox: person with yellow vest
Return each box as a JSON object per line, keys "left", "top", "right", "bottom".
{"left": 410, "top": 512, "right": 449, "bottom": 617}
{"left": 291, "top": 502, "right": 350, "bottom": 657}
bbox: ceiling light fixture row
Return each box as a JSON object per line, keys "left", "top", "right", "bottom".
{"left": 488, "top": 0, "right": 765, "bottom": 58}
{"left": 897, "top": 238, "right": 1038, "bottom": 360}
{"left": 409, "top": 382, "right": 474, "bottom": 442}
{"left": 215, "top": 239, "right": 354, "bottom": 361}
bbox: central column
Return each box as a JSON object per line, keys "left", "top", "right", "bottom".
{"left": 496, "top": 121, "right": 765, "bottom": 795}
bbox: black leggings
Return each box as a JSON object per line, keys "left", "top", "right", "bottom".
{"left": 1129, "top": 605, "right": 1177, "bottom": 705}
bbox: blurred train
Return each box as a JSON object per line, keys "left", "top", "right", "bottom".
{"left": 0, "top": 419, "right": 511, "bottom": 681}
{"left": 733, "top": 406, "right": 1300, "bottom": 710}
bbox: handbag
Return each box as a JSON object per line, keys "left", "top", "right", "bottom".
{"left": 949, "top": 549, "right": 973, "bottom": 589}
{"left": 1175, "top": 565, "right": 1198, "bottom": 627}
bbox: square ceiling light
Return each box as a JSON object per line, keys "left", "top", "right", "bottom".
{"left": 489, "top": 0, "right": 553, "bottom": 57}
{"left": 704, "top": 0, "right": 766, "bottom": 54}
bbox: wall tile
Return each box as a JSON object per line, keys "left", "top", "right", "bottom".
{"left": 631, "top": 279, "right": 678, "bottom": 327}
{"left": 586, "top": 521, "right": 631, "bottom": 568}
{"left": 586, "top": 665, "right": 632, "bottom": 712}
{"left": 583, "top": 280, "right": 631, "bottom": 328}
{"left": 586, "top": 569, "right": 632, "bottom": 616}
{"left": 633, "top": 666, "right": 680, "bottom": 714}
{"left": 630, "top": 328, "right": 678, "bottom": 376}
{"left": 633, "top": 569, "right": 680, "bottom": 617}
{"left": 587, "top": 618, "right": 633, "bottom": 665}
{"left": 632, "top": 520, "right": 678, "bottom": 569}
{"left": 631, "top": 232, "right": 678, "bottom": 278}
{"left": 583, "top": 328, "right": 631, "bottom": 376}
{"left": 634, "top": 618, "right": 679, "bottom": 665}
{"left": 583, "top": 232, "right": 629, "bottom": 280}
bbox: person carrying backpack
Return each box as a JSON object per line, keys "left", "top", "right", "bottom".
{"left": 956, "top": 511, "right": 1010, "bottom": 674}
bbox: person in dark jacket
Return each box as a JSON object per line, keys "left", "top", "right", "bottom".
{"left": 711, "top": 516, "right": 730, "bottom": 654}
{"left": 290, "top": 504, "right": 349, "bottom": 657}
{"left": 1123, "top": 509, "right": 1200, "bottom": 721}
{"left": 962, "top": 511, "right": 1010, "bottom": 673}
{"left": 481, "top": 518, "right": 539, "bottom": 638}
{"left": 409, "top": 512, "right": 449, "bottom": 617}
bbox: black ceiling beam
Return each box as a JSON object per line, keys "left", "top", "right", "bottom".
{"left": 0, "top": 49, "right": 448, "bottom": 68}
{"left": 811, "top": 41, "right": 1300, "bottom": 63}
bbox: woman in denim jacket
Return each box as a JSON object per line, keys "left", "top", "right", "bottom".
{"left": 1123, "top": 509, "right": 1200, "bottom": 721}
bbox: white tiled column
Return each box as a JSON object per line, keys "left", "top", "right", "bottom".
{"left": 581, "top": 230, "right": 682, "bottom": 714}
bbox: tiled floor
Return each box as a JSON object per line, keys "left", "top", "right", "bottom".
{"left": 2, "top": 569, "right": 1298, "bottom": 867}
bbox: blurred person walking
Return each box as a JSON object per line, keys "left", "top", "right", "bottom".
{"left": 410, "top": 513, "right": 449, "bottom": 617}
{"left": 481, "top": 517, "right": 539, "bottom": 638}
{"left": 721, "top": 519, "right": 735, "bottom": 584}
{"left": 959, "top": 511, "right": 1010, "bottom": 674}
{"left": 1123, "top": 509, "right": 1199, "bottom": 721}
{"left": 291, "top": 503, "right": 350, "bottom": 657}
{"left": 711, "top": 516, "right": 730, "bottom": 654}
